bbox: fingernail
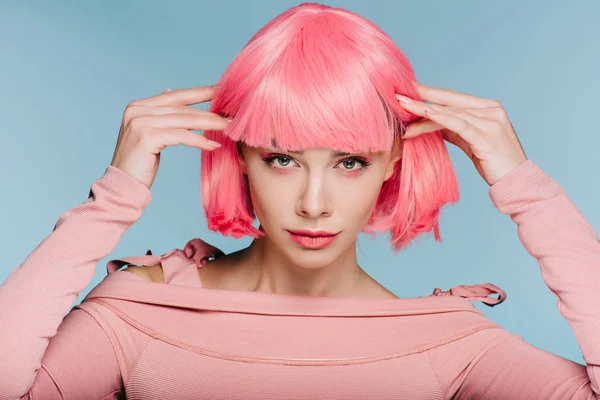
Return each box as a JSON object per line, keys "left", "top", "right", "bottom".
{"left": 207, "top": 140, "right": 222, "bottom": 147}
{"left": 227, "top": 119, "right": 233, "bottom": 122}
{"left": 397, "top": 95, "right": 413, "bottom": 104}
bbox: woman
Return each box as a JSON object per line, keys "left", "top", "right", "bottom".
{"left": 1, "top": 2, "right": 599, "bottom": 399}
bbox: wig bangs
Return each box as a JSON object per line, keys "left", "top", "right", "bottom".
{"left": 214, "top": 13, "right": 402, "bottom": 154}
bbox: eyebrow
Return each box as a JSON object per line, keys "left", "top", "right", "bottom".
{"left": 270, "top": 139, "right": 351, "bottom": 157}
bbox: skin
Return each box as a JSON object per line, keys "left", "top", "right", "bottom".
{"left": 199, "top": 140, "right": 404, "bottom": 298}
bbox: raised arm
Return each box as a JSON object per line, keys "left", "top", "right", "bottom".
{"left": 0, "top": 165, "right": 152, "bottom": 399}
{"left": 428, "top": 159, "right": 600, "bottom": 399}
{"left": 0, "top": 84, "right": 230, "bottom": 399}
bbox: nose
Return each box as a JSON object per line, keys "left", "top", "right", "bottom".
{"left": 295, "top": 171, "right": 333, "bottom": 219}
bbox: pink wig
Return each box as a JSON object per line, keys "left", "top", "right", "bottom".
{"left": 201, "top": 2, "right": 459, "bottom": 253}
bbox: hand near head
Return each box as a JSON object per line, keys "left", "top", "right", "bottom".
{"left": 110, "top": 85, "right": 231, "bottom": 190}
{"left": 397, "top": 82, "right": 528, "bottom": 187}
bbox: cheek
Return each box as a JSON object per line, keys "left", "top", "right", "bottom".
{"left": 333, "top": 161, "right": 390, "bottom": 230}
{"left": 245, "top": 164, "right": 295, "bottom": 227}
{"left": 333, "top": 178, "right": 382, "bottom": 224}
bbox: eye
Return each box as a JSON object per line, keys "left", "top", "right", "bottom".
{"left": 263, "top": 154, "right": 300, "bottom": 169}
{"left": 264, "top": 154, "right": 297, "bottom": 168}
{"left": 276, "top": 155, "right": 293, "bottom": 167}
{"left": 339, "top": 159, "right": 360, "bottom": 170}
{"left": 261, "top": 153, "right": 372, "bottom": 175}
{"left": 336, "top": 157, "right": 372, "bottom": 174}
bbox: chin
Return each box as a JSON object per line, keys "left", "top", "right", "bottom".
{"left": 285, "top": 246, "right": 341, "bottom": 269}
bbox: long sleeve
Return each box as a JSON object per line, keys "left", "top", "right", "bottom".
{"left": 0, "top": 165, "right": 152, "bottom": 400}
{"left": 431, "top": 159, "right": 600, "bottom": 399}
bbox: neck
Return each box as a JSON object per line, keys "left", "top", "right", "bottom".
{"left": 233, "top": 233, "right": 366, "bottom": 298}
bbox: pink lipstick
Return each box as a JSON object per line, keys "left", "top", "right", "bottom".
{"left": 287, "top": 229, "right": 340, "bottom": 249}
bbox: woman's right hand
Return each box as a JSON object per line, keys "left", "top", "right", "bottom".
{"left": 110, "top": 85, "right": 230, "bottom": 190}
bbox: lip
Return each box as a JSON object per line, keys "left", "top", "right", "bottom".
{"left": 287, "top": 229, "right": 338, "bottom": 237}
{"left": 287, "top": 230, "right": 340, "bottom": 250}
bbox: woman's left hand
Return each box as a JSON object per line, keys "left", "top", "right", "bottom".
{"left": 396, "top": 83, "right": 528, "bottom": 187}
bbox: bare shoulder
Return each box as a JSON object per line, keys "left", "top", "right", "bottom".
{"left": 121, "top": 264, "right": 165, "bottom": 283}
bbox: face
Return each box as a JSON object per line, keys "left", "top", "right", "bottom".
{"left": 237, "top": 140, "right": 402, "bottom": 268}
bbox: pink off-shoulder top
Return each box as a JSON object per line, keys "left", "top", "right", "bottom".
{"left": 1, "top": 159, "right": 599, "bottom": 399}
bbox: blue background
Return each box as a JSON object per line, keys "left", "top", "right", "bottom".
{"left": 1, "top": 0, "right": 598, "bottom": 367}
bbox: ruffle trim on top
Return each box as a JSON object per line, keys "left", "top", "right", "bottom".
{"left": 106, "top": 238, "right": 225, "bottom": 288}
{"left": 106, "top": 237, "right": 506, "bottom": 306}
{"left": 431, "top": 283, "right": 507, "bottom": 307}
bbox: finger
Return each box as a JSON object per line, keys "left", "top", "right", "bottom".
{"left": 126, "top": 104, "right": 221, "bottom": 119}
{"left": 402, "top": 119, "right": 475, "bottom": 159}
{"left": 398, "top": 98, "right": 492, "bottom": 133}
{"left": 132, "top": 85, "right": 217, "bottom": 107}
{"left": 151, "top": 128, "right": 222, "bottom": 151}
{"left": 424, "top": 103, "right": 496, "bottom": 133}
{"left": 422, "top": 107, "right": 482, "bottom": 146}
{"left": 397, "top": 93, "right": 455, "bottom": 116}
{"left": 412, "top": 82, "right": 498, "bottom": 109}
{"left": 398, "top": 94, "right": 491, "bottom": 116}
{"left": 401, "top": 105, "right": 497, "bottom": 138}
{"left": 442, "top": 129, "right": 476, "bottom": 160}
{"left": 130, "top": 113, "right": 230, "bottom": 131}
{"left": 402, "top": 119, "right": 444, "bottom": 138}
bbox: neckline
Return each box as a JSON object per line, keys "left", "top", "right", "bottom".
{"left": 84, "top": 270, "right": 480, "bottom": 317}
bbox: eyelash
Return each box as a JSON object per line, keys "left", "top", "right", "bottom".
{"left": 261, "top": 153, "right": 372, "bottom": 176}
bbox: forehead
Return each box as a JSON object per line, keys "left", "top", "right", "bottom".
{"left": 270, "top": 139, "right": 351, "bottom": 157}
